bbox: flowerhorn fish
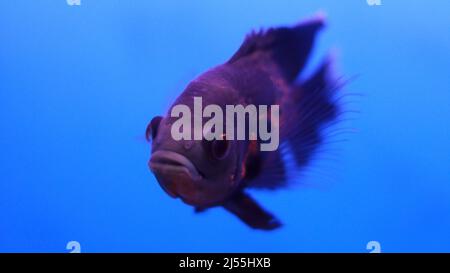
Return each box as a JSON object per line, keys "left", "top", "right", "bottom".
{"left": 146, "top": 15, "right": 342, "bottom": 230}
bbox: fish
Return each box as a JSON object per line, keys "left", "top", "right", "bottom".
{"left": 146, "top": 15, "right": 342, "bottom": 230}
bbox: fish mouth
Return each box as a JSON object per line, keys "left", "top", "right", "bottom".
{"left": 148, "top": 150, "right": 203, "bottom": 198}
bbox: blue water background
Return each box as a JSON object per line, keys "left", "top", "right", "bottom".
{"left": 0, "top": 1, "right": 449, "bottom": 252}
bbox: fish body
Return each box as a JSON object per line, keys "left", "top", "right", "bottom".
{"left": 147, "top": 16, "right": 340, "bottom": 230}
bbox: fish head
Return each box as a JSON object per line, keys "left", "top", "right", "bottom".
{"left": 146, "top": 114, "right": 242, "bottom": 207}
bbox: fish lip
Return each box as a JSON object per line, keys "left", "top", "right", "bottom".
{"left": 149, "top": 150, "right": 203, "bottom": 183}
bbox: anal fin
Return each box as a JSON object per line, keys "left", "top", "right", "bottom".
{"left": 223, "top": 191, "right": 281, "bottom": 230}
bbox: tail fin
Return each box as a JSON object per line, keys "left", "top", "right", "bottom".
{"left": 244, "top": 57, "right": 342, "bottom": 190}
{"left": 285, "top": 56, "right": 341, "bottom": 167}
{"left": 228, "top": 15, "right": 325, "bottom": 82}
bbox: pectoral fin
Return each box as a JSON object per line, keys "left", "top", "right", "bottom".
{"left": 223, "top": 191, "right": 281, "bottom": 230}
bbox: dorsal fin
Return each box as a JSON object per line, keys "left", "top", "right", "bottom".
{"left": 227, "top": 15, "right": 325, "bottom": 82}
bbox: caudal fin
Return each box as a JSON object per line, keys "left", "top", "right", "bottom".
{"left": 285, "top": 56, "right": 342, "bottom": 167}
{"left": 246, "top": 56, "right": 343, "bottom": 190}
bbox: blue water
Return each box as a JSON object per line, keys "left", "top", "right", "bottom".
{"left": 1, "top": 1, "right": 449, "bottom": 253}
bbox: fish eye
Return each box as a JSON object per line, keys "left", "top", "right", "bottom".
{"left": 210, "top": 139, "right": 230, "bottom": 160}
{"left": 146, "top": 116, "right": 162, "bottom": 141}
